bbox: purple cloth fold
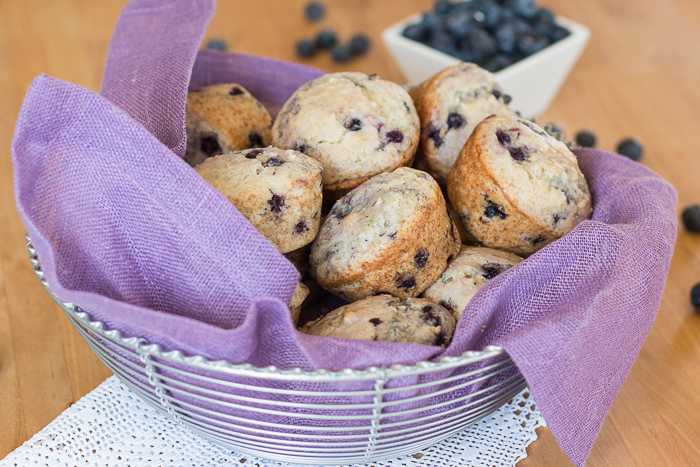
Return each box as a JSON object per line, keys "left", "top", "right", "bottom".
{"left": 11, "top": 1, "right": 677, "bottom": 465}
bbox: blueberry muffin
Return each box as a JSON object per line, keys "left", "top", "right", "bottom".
{"left": 422, "top": 246, "right": 523, "bottom": 321}
{"left": 447, "top": 115, "right": 592, "bottom": 255}
{"left": 185, "top": 83, "right": 272, "bottom": 166}
{"left": 300, "top": 295, "right": 455, "bottom": 347}
{"left": 309, "top": 167, "right": 460, "bottom": 302}
{"left": 195, "top": 147, "right": 323, "bottom": 254}
{"left": 272, "top": 72, "right": 420, "bottom": 199}
{"left": 289, "top": 281, "right": 310, "bottom": 326}
{"left": 409, "top": 63, "right": 514, "bottom": 186}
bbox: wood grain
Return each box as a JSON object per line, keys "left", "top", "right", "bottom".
{"left": 1, "top": 0, "right": 699, "bottom": 465}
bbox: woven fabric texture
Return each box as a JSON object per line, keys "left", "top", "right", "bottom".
{"left": 11, "top": 1, "right": 677, "bottom": 466}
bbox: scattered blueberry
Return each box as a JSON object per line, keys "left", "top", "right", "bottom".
{"left": 331, "top": 43, "right": 352, "bottom": 62}
{"left": 691, "top": 282, "right": 700, "bottom": 312}
{"left": 204, "top": 39, "right": 227, "bottom": 51}
{"left": 575, "top": 130, "right": 597, "bottom": 148}
{"left": 502, "top": 94, "right": 512, "bottom": 104}
{"left": 682, "top": 205, "right": 700, "bottom": 232}
{"left": 349, "top": 34, "right": 371, "bottom": 55}
{"left": 296, "top": 39, "right": 316, "bottom": 58}
{"left": 616, "top": 138, "right": 643, "bottom": 161}
{"left": 229, "top": 86, "right": 243, "bottom": 96}
{"left": 305, "top": 2, "right": 325, "bottom": 21}
{"left": 316, "top": 29, "right": 338, "bottom": 49}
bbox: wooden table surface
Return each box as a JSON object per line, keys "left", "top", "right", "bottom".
{"left": 1, "top": 0, "right": 699, "bottom": 465}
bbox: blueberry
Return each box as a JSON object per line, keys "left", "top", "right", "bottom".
{"left": 536, "top": 8, "right": 556, "bottom": 25}
{"left": 229, "top": 86, "right": 243, "bottom": 96}
{"left": 484, "top": 199, "right": 507, "bottom": 219}
{"left": 495, "top": 23, "right": 517, "bottom": 53}
{"left": 447, "top": 112, "right": 465, "bottom": 129}
{"left": 346, "top": 118, "right": 362, "bottom": 131}
{"left": 204, "top": 39, "right": 227, "bottom": 51}
{"left": 248, "top": 132, "right": 264, "bottom": 148}
{"left": 511, "top": 18, "right": 531, "bottom": 36}
{"left": 385, "top": 130, "right": 404, "bottom": 143}
{"left": 434, "top": 0, "right": 453, "bottom": 15}
{"left": 479, "top": 3, "right": 502, "bottom": 29}
{"left": 395, "top": 274, "right": 416, "bottom": 291}
{"left": 349, "top": 34, "right": 371, "bottom": 55}
{"left": 331, "top": 43, "right": 352, "bottom": 62}
{"left": 403, "top": 23, "right": 428, "bottom": 42}
{"left": 482, "top": 54, "right": 514, "bottom": 72}
{"left": 316, "top": 29, "right": 338, "bottom": 49}
{"left": 296, "top": 39, "right": 316, "bottom": 58}
{"left": 682, "top": 205, "right": 700, "bottom": 232}
{"left": 616, "top": 138, "right": 643, "bottom": 161}
{"left": 518, "top": 33, "right": 550, "bottom": 56}
{"left": 502, "top": 94, "right": 512, "bottom": 104}
{"left": 268, "top": 194, "right": 285, "bottom": 213}
{"left": 264, "top": 157, "right": 283, "bottom": 167}
{"left": 294, "top": 220, "right": 309, "bottom": 234}
{"left": 575, "top": 130, "right": 597, "bottom": 148}
{"left": 510, "top": 0, "right": 538, "bottom": 19}
{"left": 496, "top": 129, "right": 511, "bottom": 145}
{"left": 549, "top": 26, "right": 570, "bottom": 42}
{"left": 447, "top": 11, "right": 475, "bottom": 39}
{"left": 304, "top": 2, "right": 325, "bottom": 21}
{"left": 421, "top": 12, "right": 443, "bottom": 35}
{"left": 482, "top": 262, "right": 506, "bottom": 280}
{"left": 429, "top": 31, "right": 460, "bottom": 57}
{"left": 414, "top": 250, "right": 429, "bottom": 269}
{"left": 369, "top": 318, "right": 383, "bottom": 326}
{"left": 692, "top": 282, "right": 700, "bottom": 312}
{"left": 200, "top": 135, "right": 221, "bottom": 156}
{"left": 464, "top": 28, "right": 497, "bottom": 62}
{"left": 427, "top": 125, "right": 444, "bottom": 147}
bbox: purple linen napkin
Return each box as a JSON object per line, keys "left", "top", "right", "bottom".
{"left": 11, "top": 1, "right": 677, "bottom": 465}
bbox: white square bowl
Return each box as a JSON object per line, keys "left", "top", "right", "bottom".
{"left": 382, "top": 14, "right": 590, "bottom": 117}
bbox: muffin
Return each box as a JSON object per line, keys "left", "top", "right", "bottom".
{"left": 422, "top": 246, "right": 523, "bottom": 321}
{"left": 185, "top": 83, "right": 272, "bottom": 166}
{"left": 447, "top": 115, "right": 592, "bottom": 255}
{"left": 272, "top": 72, "right": 420, "bottom": 199}
{"left": 195, "top": 147, "right": 323, "bottom": 253}
{"left": 289, "top": 281, "right": 310, "bottom": 326}
{"left": 309, "top": 167, "right": 460, "bottom": 302}
{"left": 300, "top": 295, "right": 455, "bottom": 347}
{"left": 409, "top": 63, "right": 514, "bottom": 186}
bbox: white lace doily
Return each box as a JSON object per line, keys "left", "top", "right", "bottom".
{"left": 1, "top": 376, "right": 545, "bottom": 467}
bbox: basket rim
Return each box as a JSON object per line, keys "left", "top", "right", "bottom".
{"left": 26, "top": 234, "right": 512, "bottom": 382}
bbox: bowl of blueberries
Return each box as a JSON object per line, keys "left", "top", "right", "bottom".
{"left": 382, "top": 0, "right": 589, "bottom": 117}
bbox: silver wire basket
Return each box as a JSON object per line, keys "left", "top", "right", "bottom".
{"left": 27, "top": 236, "right": 526, "bottom": 465}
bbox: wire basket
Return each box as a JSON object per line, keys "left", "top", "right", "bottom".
{"left": 26, "top": 235, "right": 526, "bottom": 465}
